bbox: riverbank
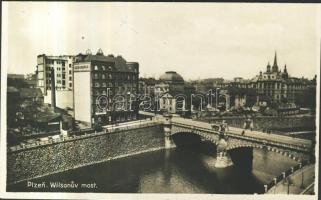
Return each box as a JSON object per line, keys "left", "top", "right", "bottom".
{"left": 266, "top": 164, "right": 315, "bottom": 194}
{"left": 7, "top": 124, "right": 165, "bottom": 184}
{"left": 8, "top": 148, "right": 299, "bottom": 193}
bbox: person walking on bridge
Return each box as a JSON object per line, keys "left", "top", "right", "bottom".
{"left": 222, "top": 120, "right": 229, "bottom": 131}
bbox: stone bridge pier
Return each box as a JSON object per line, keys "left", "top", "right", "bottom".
{"left": 215, "top": 135, "right": 233, "bottom": 168}
{"left": 161, "top": 114, "right": 311, "bottom": 170}
{"left": 163, "top": 114, "right": 233, "bottom": 168}
{"left": 163, "top": 113, "right": 176, "bottom": 149}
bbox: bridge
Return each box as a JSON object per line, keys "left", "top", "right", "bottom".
{"left": 140, "top": 112, "right": 313, "bottom": 168}
{"left": 8, "top": 111, "right": 315, "bottom": 193}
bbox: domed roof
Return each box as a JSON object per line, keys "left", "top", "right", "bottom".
{"left": 159, "top": 71, "right": 184, "bottom": 84}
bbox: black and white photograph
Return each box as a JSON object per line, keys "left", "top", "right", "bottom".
{"left": 0, "top": 1, "right": 319, "bottom": 199}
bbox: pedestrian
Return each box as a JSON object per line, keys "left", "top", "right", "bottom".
{"left": 243, "top": 121, "right": 247, "bottom": 129}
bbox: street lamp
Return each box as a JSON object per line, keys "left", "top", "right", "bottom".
{"left": 216, "top": 88, "right": 220, "bottom": 110}
{"left": 127, "top": 91, "right": 131, "bottom": 111}
{"left": 300, "top": 170, "right": 304, "bottom": 189}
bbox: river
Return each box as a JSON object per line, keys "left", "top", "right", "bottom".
{"left": 8, "top": 144, "right": 298, "bottom": 194}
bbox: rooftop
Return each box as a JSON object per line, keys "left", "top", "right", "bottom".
{"left": 159, "top": 71, "right": 184, "bottom": 84}
{"left": 75, "top": 52, "right": 138, "bottom": 73}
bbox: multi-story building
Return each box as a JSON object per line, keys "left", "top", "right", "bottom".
{"left": 37, "top": 54, "right": 74, "bottom": 92}
{"left": 251, "top": 52, "right": 314, "bottom": 105}
{"left": 213, "top": 52, "right": 316, "bottom": 109}
{"left": 138, "top": 77, "right": 159, "bottom": 97}
{"left": 156, "top": 71, "right": 195, "bottom": 115}
{"left": 36, "top": 54, "right": 74, "bottom": 109}
{"left": 73, "top": 49, "right": 139, "bottom": 126}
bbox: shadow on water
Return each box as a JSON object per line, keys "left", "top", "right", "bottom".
{"left": 8, "top": 133, "right": 264, "bottom": 193}
{"left": 171, "top": 133, "right": 264, "bottom": 194}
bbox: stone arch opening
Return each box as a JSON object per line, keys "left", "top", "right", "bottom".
{"left": 228, "top": 147, "right": 254, "bottom": 173}
{"left": 171, "top": 132, "right": 218, "bottom": 156}
{"left": 227, "top": 144, "right": 303, "bottom": 162}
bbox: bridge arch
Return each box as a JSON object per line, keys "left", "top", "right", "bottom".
{"left": 169, "top": 124, "right": 308, "bottom": 163}
{"left": 170, "top": 131, "right": 302, "bottom": 163}
{"left": 227, "top": 143, "right": 302, "bottom": 162}
{"left": 171, "top": 130, "right": 220, "bottom": 146}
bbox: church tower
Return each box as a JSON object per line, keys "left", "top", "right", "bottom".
{"left": 266, "top": 62, "right": 271, "bottom": 72}
{"left": 282, "top": 64, "right": 288, "bottom": 79}
{"left": 272, "top": 51, "right": 279, "bottom": 73}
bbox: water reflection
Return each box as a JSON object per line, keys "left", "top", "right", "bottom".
{"left": 8, "top": 145, "right": 297, "bottom": 194}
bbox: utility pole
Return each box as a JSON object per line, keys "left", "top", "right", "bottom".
{"left": 300, "top": 171, "right": 304, "bottom": 189}
{"left": 216, "top": 88, "right": 220, "bottom": 110}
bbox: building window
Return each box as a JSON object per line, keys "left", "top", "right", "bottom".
{"left": 69, "top": 70, "right": 72, "bottom": 74}
{"left": 94, "top": 65, "right": 98, "bottom": 70}
{"left": 95, "top": 82, "right": 100, "bottom": 87}
{"left": 102, "top": 74, "right": 106, "bottom": 79}
{"left": 94, "top": 73, "right": 98, "bottom": 79}
{"left": 102, "top": 66, "right": 106, "bottom": 70}
{"left": 69, "top": 64, "right": 71, "bottom": 68}
{"left": 102, "top": 82, "right": 106, "bottom": 87}
{"left": 69, "top": 77, "right": 72, "bottom": 81}
{"left": 69, "top": 83, "right": 72, "bottom": 87}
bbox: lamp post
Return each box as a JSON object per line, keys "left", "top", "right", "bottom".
{"left": 127, "top": 91, "right": 131, "bottom": 111}
{"left": 300, "top": 170, "right": 304, "bottom": 189}
{"left": 216, "top": 88, "right": 220, "bottom": 110}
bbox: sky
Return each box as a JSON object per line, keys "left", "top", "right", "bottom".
{"left": 3, "top": 2, "right": 320, "bottom": 80}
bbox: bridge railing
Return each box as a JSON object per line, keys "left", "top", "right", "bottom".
{"left": 226, "top": 131, "right": 310, "bottom": 152}
{"left": 300, "top": 182, "right": 315, "bottom": 194}
{"left": 8, "top": 121, "right": 162, "bottom": 153}
{"left": 171, "top": 122, "right": 311, "bottom": 152}
{"left": 264, "top": 160, "right": 312, "bottom": 193}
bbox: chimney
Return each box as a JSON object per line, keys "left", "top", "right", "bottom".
{"left": 50, "top": 68, "right": 56, "bottom": 108}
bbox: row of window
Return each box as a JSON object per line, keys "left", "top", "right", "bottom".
{"left": 93, "top": 82, "right": 113, "bottom": 87}
{"left": 92, "top": 114, "right": 137, "bottom": 123}
{"left": 92, "top": 90, "right": 111, "bottom": 96}
{"left": 94, "top": 65, "right": 113, "bottom": 71}
{"left": 46, "top": 60, "right": 65, "bottom": 65}
{"left": 93, "top": 73, "right": 112, "bottom": 79}
{"left": 91, "top": 88, "right": 137, "bottom": 96}
{"left": 92, "top": 73, "right": 137, "bottom": 81}
{"left": 57, "top": 74, "right": 66, "bottom": 79}
{"left": 56, "top": 80, "right": 66, "bottom": 85}
{"left": 92, "top": 81, "right": 136, "bottom": 88}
